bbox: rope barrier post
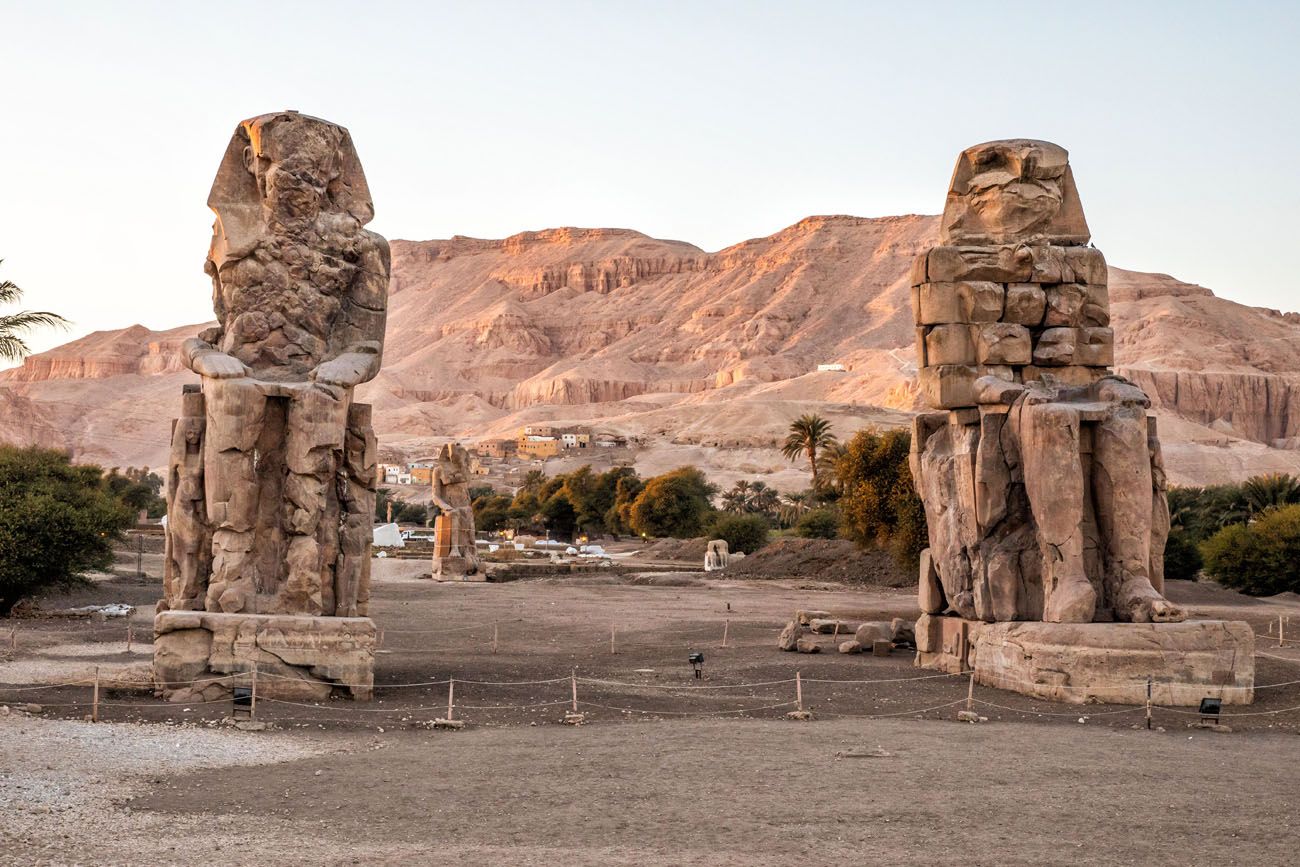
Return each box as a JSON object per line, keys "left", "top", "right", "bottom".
{"left": 492, "top": 622, "right": 499, "bottom": 654}
{"left": 831, "top": 621, "right": 839, "bottom": 645}
{"left": 610, "top": 625, "right": 616, "bottom": 655}
{"left": 1145, "top": 675, "right": 1152, "bottom": 730}
{"left": 721, "top": 619, "right": 729, "bottom": 648}
{"left": 796, "top": 671, "right": 803, "bottom": 712}
{"left": 9, "top": 623, "right": 16, "bottom": 652}
{"left": 571, "top": 669, "right": 578, "bottom": 713}
{"left": 447, "top": 677, "right": 455, "bottom": 722}
{"left": 126, "top": 622, "right": 133, "bottom": 654}
{"left": 1281, "top": 614, "right": 1286, "bottom": 648}
{"left": 966, "top": 670, "right": 975, "bottom": 713}
{"left": 251, "top": 666, "right": 258, "bottom": 720}
{"left": 92, "top": 666, "right": 100, "bottom": 722}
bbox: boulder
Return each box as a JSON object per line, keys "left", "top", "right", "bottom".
{"left": 795, "top": 609, "right": 831, "bottom": 626}
{"left": 838, "top": 640, "right": 863, "bottom": 654}
{"left": 855, "top": 621, "right": 893, "bottom": 645}
{"left": 890, "top": 618, "right": 916, "bottom": 648}
{"left": 795, "top": 637, "right": 821, "bottom": 654}
{"left": 809, "top": 618, "right": 855, "bottom": 635}
{"left": 777, "top": 620, "right": 803, "bottom": 652}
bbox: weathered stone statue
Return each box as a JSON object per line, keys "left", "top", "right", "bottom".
{"left": 704, "top": 539, "right": 729, "bottom": 572}
{"left": 154, "top": 111, "right": 385, "bottom": 701}
{"left": 431, "top": 442, "right": 482, "bottom": 580}
{"left": 910, "top": 140, "right": 1253, "bottom": 704}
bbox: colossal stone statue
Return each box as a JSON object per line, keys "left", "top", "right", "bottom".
{"left": 430, "top": 442, "right": 483, "bottom": 580}
{"left": 910, "top": 140, "right": 1253, "bottom": 705}
{"left": 154, "top": 111, "right": 385, "bottom": 701}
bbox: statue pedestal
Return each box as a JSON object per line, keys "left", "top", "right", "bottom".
{"left": 916, "top": 615, "right": 1254, "bottom": 706}
{"left": 153, "top": 611, "right": 375, "bottom": 703}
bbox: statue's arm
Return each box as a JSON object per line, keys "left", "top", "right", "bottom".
{"left": 315, "top": 233, "right": 389, "bottom": 388}
{"left": 180, "top": 336, "right": 248, "bottom": 380}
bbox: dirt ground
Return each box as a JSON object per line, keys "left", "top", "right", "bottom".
{"left": 3, "top": 554, "right": 1300, "bottom": 865}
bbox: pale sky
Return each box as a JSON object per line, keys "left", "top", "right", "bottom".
{"left": 2, "top": 0, "right": 1298, "bottom": 364}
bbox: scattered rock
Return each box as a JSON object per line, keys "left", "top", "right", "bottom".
{"left": 838, "top": 640, "right": 862, "bottom": 654}
{"left": 562, "top": 711, "right": 587, "bottom": 726}
{"left": 795, "top": 637, "right": 821, "bottom": 654}
{"left": 890, "top": 618, "right": 916, "bottom": 648}
{"left": 785, "top": 709, "right": 814, "bottom": 721}
{"left": 777, "top": 620, "right": 804, "bottom": 652}
{"left": 809, "top": 618, "right": 855, "bottom": 635}
{"left": 795, "top": 609, "right": 831, "bottom": 626}
{"left": 855, "top": 622, "right": 892, "bottom": 645}
{"left": 22, "top": 703, "right": 43, "bottom": 714}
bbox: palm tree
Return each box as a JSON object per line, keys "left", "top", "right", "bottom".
{"left": 721, "top": 481, "right": 752, "bottom": 513}
{"left": 520, "top": 469, "right": 548, "bottom": 495}
{"left": 1244, "top": 473, "right": 1300, "bottom": 517}
{"left": 778, "top": 490, "right": 814, "bottom": 528}
{"left": 781, "top": 414, "right": 837, "bottom": 489}
{"left": 0, "top": 262, "right": 68, "bottom": 361}
{"left": 747, "top": 481, "right": 780, "bottom": 518}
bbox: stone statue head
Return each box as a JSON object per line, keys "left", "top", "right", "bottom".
{"left": 207, "top": 111, "right": 376, "bottom": 269}
{"left": 940, "top": 139, "right": 1089, "bottom": 246}
{"left": 436, "top": 443, "right": 469, "bottom": 487}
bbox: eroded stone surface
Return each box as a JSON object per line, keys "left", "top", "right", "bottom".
{"left": 156, "top": 112, "right": 388, "bottom": 699}
{"left": 431, "top": 442, "right": 483, "bottom": 580}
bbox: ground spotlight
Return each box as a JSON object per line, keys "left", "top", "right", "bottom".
{"left": 688, "top": 651, "right": 704, "bottom": 679}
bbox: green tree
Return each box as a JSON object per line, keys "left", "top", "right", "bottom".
{"left": 540, "top": 492, "right": 578, "bottom": 540}
{"left": 1162, "top": 527, "right": 1203, "bottom": 581}
{"left": 781, "top": 414, "right": 837, "bottom": 489}
{"left": 0, "top": 262, "right": 69, "bottom": 362}
{"left": 0, "top": 446, "right": 135, "bottom": 614}
{"left": 471, "top": 489, "right": 514, "bottom": 534}
{"left": 834, "top": 428, "right": 927, "bottom": 568}
{"left": 627, "top": 467, "right": 717, "bottom": 539}
{"left": 705, "top": 513, "right": 770, "bottom": 554}
{"left": 105, "top": 467, "right": 166, "bottom": 519}
{"left": 795, "top": 506, "right": 840, "bottom": 539}
{"left": 1243, "top": 473, "right": 1300, "bottom": 517}
{"left": 1202, "top": 504, "right": 1300, "bottom": 596}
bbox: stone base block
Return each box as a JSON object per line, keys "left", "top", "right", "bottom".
{"left": 973, "top": 620, "right": 1254, "bottom": 706}
{"left": 153, "top": 611, "right": 375, "bottom": 703}
{"left": 432, "top": 556, "right": 487, "bottom": 582}
{"left": 914, "top": 613, "right": 982, "bottom": 674}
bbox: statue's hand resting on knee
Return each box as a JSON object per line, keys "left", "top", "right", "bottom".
{"left": 181, "top": 337, "right": 248, "bottom": 380}
{"left": 312, "top": 348, "right": 380, "bottom": 388}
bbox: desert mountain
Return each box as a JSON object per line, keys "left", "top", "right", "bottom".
{"left": 3, "top": 215, "right": 1298, "bottom": 487}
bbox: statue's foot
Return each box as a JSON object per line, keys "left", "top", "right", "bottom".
{"left": 1043, "top": 578, "right": 1097, "bottom": 623}
{"left": 1116, "top": 578, "right": 1185, "bottom": 623}
{"left": 950, "top": 591, "right": 977, "bottom": 620}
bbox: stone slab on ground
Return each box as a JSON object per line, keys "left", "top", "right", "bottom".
{"left": 153, "top": 611, "right": 375, "bottom": 703}
{"left": 972, "top": 620, "right": 1254, "bottom": 706}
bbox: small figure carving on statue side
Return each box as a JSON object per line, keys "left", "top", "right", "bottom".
{"left": 704, "top": 539, "right": 730, "bottom": 572}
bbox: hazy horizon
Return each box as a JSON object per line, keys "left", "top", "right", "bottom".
{"left": 3, "top": 0, "right": 1298, "bottom": 364}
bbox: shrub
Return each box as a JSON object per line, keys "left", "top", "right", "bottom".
{"left": 1201, "top": 504, "right": 1300, "bottom": 595}
{"left": 1162, "top": 527, "right": 1203, "bottom": 581}
{"left": 794, "top": 506, "right": 839, "bottom": 539}
{"left": 705, "top": 513, "right": 770, "bottom": 554}
{"left": 0, "top": 446, "right": 135, "bottom": 614}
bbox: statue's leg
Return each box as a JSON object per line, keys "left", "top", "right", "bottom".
{"left": 1147, "top": 417, "right": 1170, "bottom": 595}
{"left": 1016, "top": 400, "right": 1096, "bottom": 623}
{"left": 203, "top": 378, "right": 266, "bottom": 613}
{"left": 283, "top": 384, "right": 350, "bottom": 615}
{"left": 1093, "top": 405, "right": 1184, "bottom": 623}
{"left": 336, "top": 403, "right": 376, "bottom": 617}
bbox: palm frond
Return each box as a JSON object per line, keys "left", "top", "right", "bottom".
{"left": 0, "top": 310, "right": 70, "bottom": 332}
{"left": 0, "top": 333, "right": 32, "bottom": 362}
{"left": 0, "top": 279, "right": 22, "bottom": 306}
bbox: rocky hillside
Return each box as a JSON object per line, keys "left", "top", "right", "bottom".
{"left": 3, "top": 215, "right": 1298, "bottom": 486}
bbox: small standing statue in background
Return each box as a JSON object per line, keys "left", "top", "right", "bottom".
{"left": 155, "top": 111, "right": 387, "bottom": 701}
{"left": 431, "top": 442, "right": 483, "bottom": 580}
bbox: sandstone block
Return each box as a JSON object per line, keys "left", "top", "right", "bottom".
{"left": 925, "top": 325, "right": 976, "bottom": 366}
{"left": 795, "top": 637, "right": 821, "bottom": 654}
{"left": 810, "top": 618, "right": 855, "bottom": 635}
{"left": 1020, "top": 365, "right": 1100, "bottom": 388}
{"left": 778, "top": 620, "right": 803, "bottom": 651}
{"left": 795, "top": 609, "right": 831, "bottom": 625}
{"left": 959, "top": 282, "right": 1005, "bottom": 322}
{"left": 855, "top": 621, "right": 893, "bottom": 645}
{"left": 973, "top": 620, "right": 1255, "bottom": 706}
{"left": 872, "top": 640, "right": 893, "bottom": 657}
{"left": 153, "top": 611, "right": 375, "bottom": 702}
{"left": 1044, "top": 284, "right": 1087, "bottom": 327}
{"left": 1075, "top": 327, "right": 1115, "bottom": 367}
{"left": 925, "top": 245, "right": 1032, "bottom": 284}
{"left": 890, "top": 618, "right": 916, "bottom": 647}
{"left": 975, "top": 323, "right": 1032, "bottom": 365}
{"left": 914, "top": 283, "right": 962, "bottom": 324}
{"left": 1081, "top": 283, "right": 1110, "bottom": 327}
{"left": 1032, "top": 327, "right": 1077, "bottom": 366}
{"left": 915, "top": 616, "right": 982, "bottom": 674}
{"left": 914, "top": 613, "right": 942, "bottom": 653}
{"left": 919, "top": 364, "right": 978, "bottom": 409}
{"left": 1003, "top": 284, "right": 1047, "bottom": 325}
{"left": 838, "top": 640, "right": 863, "bottom": 654}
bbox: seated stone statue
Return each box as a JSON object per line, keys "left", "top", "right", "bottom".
{"left": 910, "top": 139, "right": 1183, "bottom": 625}
{"left": 431, "top": 443, "right": 482, "bottom": 579}
{"left": 164, "top": 111, "right": 387, "bottom": 618}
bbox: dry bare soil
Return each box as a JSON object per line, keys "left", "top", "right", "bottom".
{"left": 3, "top": 557, "right": 1300, "bottom": 865}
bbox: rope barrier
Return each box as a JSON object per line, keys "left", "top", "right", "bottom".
{"left": 576, "top": 676, "right": 796, "bottom": 690}
{"left": 812, "top": 700, "right": 969, "bottom": 720}
{"left": 576, "top": 699, "right": 798, "bottom": 716}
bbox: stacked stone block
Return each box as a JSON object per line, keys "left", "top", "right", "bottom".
{"left": 911, "top": 244, "right": 1114, "bottom": 409}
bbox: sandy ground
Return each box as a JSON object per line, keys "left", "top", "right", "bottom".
{"left": 2, "top": 558, "right": 1300, "bottom": 864}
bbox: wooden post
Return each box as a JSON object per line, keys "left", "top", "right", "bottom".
{"left": 571, "top": 669, "right": 578, "bottom": 713}
{"left": 795, "top": 671, "right": 803, "bottom": 712}
{"left": 136, "top": 534, "right": 144, "bottom": 578}
{"left": 92, "top": 666, "right": 101, "bottom": 722}
{"left": 831, "top": 621, "right": 839, "bottom": 645}
{"left": 721, "top": 619, "right": 730, "bottom": 648}
{"left": 610, "top": 625, "right": 617, "bottom": 655}
{"left": 966, "top": 670, "right": 975, "bottom": 713}
{"left": 1280, "top": 614, "right": 1285, "bottom": 648}
{"left": 447, "top": 678, "right": 455, "bottom": 721}
{"left": 250, "top": 666, "right": 258, "bottom": 720}
{"left": 10, "top": 623, "right": 17, "bottom": 651}
{"left": 1145, "top": 675, "right": 1153, "bottom": 730}
{"left": 492, "top": 622, "right": 499, "bottom": 654}
{"left": 126, "top": 623, "right": 133, "bottom": 653}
